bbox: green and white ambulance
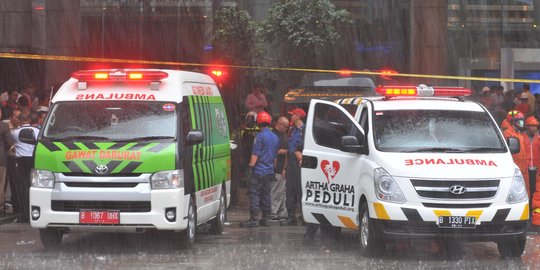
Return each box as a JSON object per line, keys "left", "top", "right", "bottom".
{"left": 22, "top": 69, "right": 231, "bottom": 248}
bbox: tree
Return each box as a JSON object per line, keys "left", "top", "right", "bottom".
{"left": 263, "top": 0, "right": 351, "bottom": 69}
{"left": 213, "top": 7, "right": 261, "bottom": 66}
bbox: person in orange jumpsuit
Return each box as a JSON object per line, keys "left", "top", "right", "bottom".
{"left": 524, "top": 117, "right": 540, "bottom": 194}
{"left": 525, "top": 116, "right": 540, "bottom": 225}
{"left": 503, "top": 110, "right": 530, "bottom": 196}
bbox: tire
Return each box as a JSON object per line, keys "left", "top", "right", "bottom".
{"left": 210, "top": 187, "right": 226, "bottom": 234}
{"left": 181, "top": 196, "right": 197, "bottom": 248}
{"left": 39, "top": 228, "right": 63, "bottom": 249}
{"left": 358, "top": 202, "right": 385, "bottom": 257}
{"left": 497, "top": 235, "right": 526, "bottom": 258}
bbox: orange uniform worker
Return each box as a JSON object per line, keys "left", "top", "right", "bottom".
{"left": 526, "top": 116, "right": 540, "bottom": 225}
{"left": 503, "top": 110, "right": 530, "bottom": 196}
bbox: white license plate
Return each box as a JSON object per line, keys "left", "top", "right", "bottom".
{"left": 438, "top": 216, "right": 476, "bottom": 228}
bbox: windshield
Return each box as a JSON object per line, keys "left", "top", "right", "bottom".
{"left": 373, "top": 110, "right": 506, "bottom": 153}
{"left": 43, "top": 101, "right": 177, "bottom": 141}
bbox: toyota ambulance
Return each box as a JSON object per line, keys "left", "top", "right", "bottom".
{"left": 20, "top": 69, "right": 231, "bottom": 249}
{"left": 301, "top": 85, "right": 528, "bottom": 257}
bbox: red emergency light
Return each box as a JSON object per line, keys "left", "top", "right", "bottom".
{"left": 72, "top": 70, "right": 168, "bottom": 82}
{"left": 376, "top": 85, "right": 472, "bottom": 97}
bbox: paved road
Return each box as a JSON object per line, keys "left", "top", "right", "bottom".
{"left": 0, "top": 206, "right": 539, "bottom": 269}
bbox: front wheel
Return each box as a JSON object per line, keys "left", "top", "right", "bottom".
{"left": 497, "top": 235, "right": 526, "bottom": 258}
{"left": 210, "top": 188, "right": 226, "bottom": 234}
{"left": 39, "top": 228, "right": 63, "bottom": 249}
{"left": 181, "top": 196, "right": 197, "bottom": 248}
{"left": 358, "top": 202, "right": 385, "bottom": 257}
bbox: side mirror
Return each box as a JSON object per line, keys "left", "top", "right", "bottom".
{"left": 19, "top": 128, "right": 36, "bottom": 145}
{"left": 507, "top": 137, "right": 520, "bottom": 154}
{"left": 186, "top": 130, "right": 204, "bottom": 146}
{"left": 230, "top": 140, "right": 238, "bottom": 150}
{"left": 341, "top": 135, "right": 362, "bottom": 154}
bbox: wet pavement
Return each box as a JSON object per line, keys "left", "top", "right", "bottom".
{"left": 1, "top": 206, "right": 540, "bottom": 269}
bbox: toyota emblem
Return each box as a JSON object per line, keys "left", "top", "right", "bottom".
{"left": 95, "top": 164, "right": 109, "bottom": 175}
{"left": 449, "top": 185, "right": 467, "bottom": 195}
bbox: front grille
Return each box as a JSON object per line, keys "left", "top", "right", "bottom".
{"left": 62, "top": 173, "right": 142, "bottom": 177}
{"left": 64, "top": 182, "right": 140, "bottom": 188}
{"left": 422, "top": 203, "right": 492, "bottom": 208}
{"left": 51, "top": 200, "right": 151, "bottom": 212}
{"left": 410, "top": 179, "right": 499, "bottom": 200}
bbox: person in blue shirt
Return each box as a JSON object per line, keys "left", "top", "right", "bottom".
{"left": 281, "top": 108, "right": 306, "bottom": 226}
{"left": 240, "top": 111, "right": 280, "bottom": 228}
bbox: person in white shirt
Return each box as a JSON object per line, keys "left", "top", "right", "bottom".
{"left": 11, "top": 114, "right": 39, "bottom": 223}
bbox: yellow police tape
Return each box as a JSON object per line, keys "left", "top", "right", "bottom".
{"left": 2, "top": 52, "right": 540, "bottom": 84}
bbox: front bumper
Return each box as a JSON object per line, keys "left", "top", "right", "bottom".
{"left": 30, "top": 187, "right": 189, "bottom": 232}
{"left": 372, "top": 219, "right": 527, "bottom": 241}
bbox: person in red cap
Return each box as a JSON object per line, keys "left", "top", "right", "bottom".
{"left": 281, "top": 108, "right": 306, "bottom": 226}
{"left": 503, "top": 110, "right": 530, "bottom": 196}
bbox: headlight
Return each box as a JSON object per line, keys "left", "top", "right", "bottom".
{"left": 374, "top": 168, "right": 406, "bottom": 204}
{"left": 506, "top": 168, "right": 528, "bottom": 204}
{"left": 31, "top": 169, "right": 55, "bottom": 188}
{"left": 151, "top": 170, "right": 184, "bottom": 189}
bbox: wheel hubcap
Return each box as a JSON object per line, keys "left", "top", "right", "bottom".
{"left": 188, "top": 204, "right": 195, "bottom": 239}
{"left": 360, "top": 212, "right": 369, "bottom": 248}
{"left": 219, "top": 194, "right": 225, "bottom": 224}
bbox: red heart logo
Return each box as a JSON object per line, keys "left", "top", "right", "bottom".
{"left": 320, "top": 160, "right": 341, "bottom": 183}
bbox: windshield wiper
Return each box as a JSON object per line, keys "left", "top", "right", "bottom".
{"left": 400, "top": 147, "right": 466, "bottom": 153}
{"left": 115, "top": 136, "right": 175, "bottom": 142}
{"left": 48, "top": 135, "right": 111, "bottom": 141}
{"left": 462, "top": 147, "right": 505, "bottom": 153}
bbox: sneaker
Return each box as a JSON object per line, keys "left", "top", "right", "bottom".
{"left": 280, "top": 218, "right": 297, "bottom": 226}
{"left": 239, "top": 219, "right": 259, "bottom": 228}
{"left": 259, "top": 219, "right": 270, "bottom": 227}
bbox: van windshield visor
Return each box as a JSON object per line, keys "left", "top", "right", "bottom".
{"left": 43, "top": 101, "right": 177, "bottom": 141}
{"left": 373, "top": 110, "right": 506, "bottom": 153}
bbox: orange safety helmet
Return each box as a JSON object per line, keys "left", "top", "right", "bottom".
{"left": 256, "top": 111, "right": 272, "bottom": 125}
{"left": 525, "top": 116, "right": 540, "bottom": 126}
{"left": 506, "top": 110, "right": 525, "bottom": 122}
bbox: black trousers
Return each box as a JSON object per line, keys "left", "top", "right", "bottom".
{"left": 285, "top": 156, "right": 302, "bottom": 218}
{"left": 6, "top": 156, "right": 19, "bottom": 214}
{"left": 14, "top": 157, "right": 32, "bottom": 222}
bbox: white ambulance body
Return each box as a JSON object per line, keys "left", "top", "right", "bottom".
{"left": 301, "top": 85, "right": 528, "bottom": 257}
{"left": 25, "top": 69, "right": 231, "bottom": 249}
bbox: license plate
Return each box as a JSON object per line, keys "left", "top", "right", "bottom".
{"left": 437, "top": 216, "right": 476, "bottom": 228}
{"left": 79, "top": 210, "right": 120, "bottom": 224}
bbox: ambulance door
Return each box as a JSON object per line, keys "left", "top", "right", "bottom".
{"left": 302, "top": 99, "right": 367, "bottom": 230}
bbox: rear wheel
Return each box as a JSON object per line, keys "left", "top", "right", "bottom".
{"left": 39, "top": 228, "right": 63, "bottom": 249}
{"left": 210, "top": 188, "right": 226, "bottom": 234}
{"left": 497, "top": 235, "right": 526, "bottom": 258}
{"left": 358, "top": 202, "right": 384, "bottom": 257}
{"left": 181, "top": 196, "right": 197, "bottom": 248}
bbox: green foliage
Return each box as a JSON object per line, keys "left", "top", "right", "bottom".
{"left": 213, "top": 7, "right": 261, "bottom": 65}
{"left": 264, "top": 0, "right": 350, "bottom": 49}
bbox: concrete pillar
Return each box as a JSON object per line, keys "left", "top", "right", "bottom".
{"left": 44, "top": 0, "right": 81, "bottom": 87}
{"left": 410, "top": 0, "right": 448, "bottom": 81}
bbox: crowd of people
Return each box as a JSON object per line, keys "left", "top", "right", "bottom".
{"left": 480, "top": 83, "right": 540, "bottom": 226}
{"left": 0, "top": 83, "right": 49, "bottom": 223}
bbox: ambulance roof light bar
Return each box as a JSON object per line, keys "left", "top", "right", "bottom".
{"left": 376, "top": 84, "right": 472, "bottom": 98}
{"left": 72, "top": 70, "right": 168, "bottom": 90}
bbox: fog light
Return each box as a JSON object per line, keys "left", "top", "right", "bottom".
{"left": 31, "top": 206, "right": 40, "bottom": 221}
{"left": 165, "top": 208, "right": 176, "bottom": 222}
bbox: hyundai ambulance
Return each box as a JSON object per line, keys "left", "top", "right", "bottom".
{"left": 301, "top": 85, "right": 527, "bottom": 257}
{"left": 21, "top": 69, "right": 231, "bottom": 249}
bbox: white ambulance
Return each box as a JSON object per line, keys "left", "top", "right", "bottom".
{"left": 301, "top": 85, "right": 528, "bottom": 257}
{"left": 21, "top": 69, "right": 231, "bottom": 249}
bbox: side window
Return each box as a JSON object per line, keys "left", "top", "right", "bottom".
{"left": 359, "top": 107, "right": 369, "bottom": 135}
{"left": 312, "top": 103, "right": 363, "bottom": 150}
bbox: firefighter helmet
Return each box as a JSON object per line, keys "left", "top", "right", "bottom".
{"left": 506, "top": 110, "right": 524, "bottom": 122}
{"left": 256, "top": 111, "right": 272, "bottom": 125}
{"left": 525, "top": 116, "right": 539, "bottom": 126}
